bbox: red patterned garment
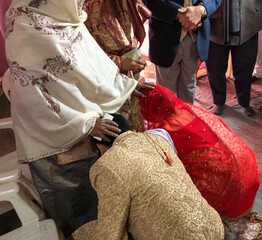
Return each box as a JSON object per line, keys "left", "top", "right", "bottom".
{"left": 139, "top": 84, "right": 260, "bottom": 218}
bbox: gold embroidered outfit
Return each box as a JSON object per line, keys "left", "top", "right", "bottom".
{"left": 72, "top": 131, "right": 224, "bottom": 240}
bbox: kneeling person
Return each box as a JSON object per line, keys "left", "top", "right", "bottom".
{"left": 72, "top": 114, "right": 224, "bottom": 240}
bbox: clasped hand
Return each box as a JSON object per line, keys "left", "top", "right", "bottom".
{"left": 178, "top": 5, "right": 205, "bottom": 30}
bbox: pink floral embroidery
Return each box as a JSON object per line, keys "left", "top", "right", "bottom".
{"left": 9, "top": 60, "right": 61, "bottom": 113}
{"left": 17, "top": 6, "right": 48, "bottom": 31}
{"left": 40, "top": 85, "right": 61, "bottom": 113}
{"left": 44, "top": 32, "right": 83, "bottom": 75}
{"left": 5, "top": 7, "right": 22, "bottom": 38}
{"left": 44, "top": 56, "right": 74, "bottom": 74}
{"left": 5, "top": 6, "right": 45, "bottom": 37}
{"left": 8, "top": 61, "right": 32, "bottom": 87}
{"left": 6, "top": 2, "right": 84, "bottom": 114}
{"left": 19, "top": 6, "right": 83, "bottom": 70}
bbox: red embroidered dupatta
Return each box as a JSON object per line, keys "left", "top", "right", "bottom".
{"left": 139, "top": 84, "right": 260, "bottom": 218}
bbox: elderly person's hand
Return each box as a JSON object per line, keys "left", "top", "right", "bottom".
{"left": 132, "top": 81, "right": 156, "bottom": 98}
{"left": 178, "top": 5, "right": 205, "bottom": 30}
{"left": 121, "top": 56, "right": 147, "bottom": 73}
{"left": 90, "top": 118, "right": 121, "bottom": 142}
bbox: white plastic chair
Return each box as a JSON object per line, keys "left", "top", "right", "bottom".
{"left": 0, "top": 169, "right": 62, "bottom": 240}
{"left": 0, "top": 70, "right": 63, "bottom": 239}
{"left": 0, "top": 68, "right": 32, "bottom": 182}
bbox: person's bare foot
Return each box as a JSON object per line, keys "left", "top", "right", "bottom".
{"left": 211, "top": 105, "right": 224, "bottom": 115}
{"left": 241, "top": 106, "right": 255, "bottom": 117}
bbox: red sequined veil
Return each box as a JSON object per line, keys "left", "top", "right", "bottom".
{"left": 139, "top": 84, "right": 260, "bottom": 218}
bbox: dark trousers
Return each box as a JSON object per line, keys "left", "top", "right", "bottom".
{"left": 29, "top": 151, "right": 100, "bottom": 238}
{"left": 206, "top": 34, "right": 258, "bottom": 107}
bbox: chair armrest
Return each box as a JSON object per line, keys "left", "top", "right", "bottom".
{"left": 0, "top": 182, "right": 45, "bottom": 225}
{"left": 0, "top": 117, "right": 13, "bottom": 130}
{"left": 0, "top": 169, "right": 22, "bottom": 184}
{"left": 0, "top": 169, "right": 43, "bottom": 209}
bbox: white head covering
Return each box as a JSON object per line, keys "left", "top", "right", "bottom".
{"left": 5, "top": 0, "right": 137, "bottom": 162}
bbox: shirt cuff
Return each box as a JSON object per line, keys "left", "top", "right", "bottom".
{"left": 197, "top": 2, "right": 207, "bottom": 19}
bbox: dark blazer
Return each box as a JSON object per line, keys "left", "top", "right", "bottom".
{"left": 143, "top": 0, "right": 223, "bottom": 67}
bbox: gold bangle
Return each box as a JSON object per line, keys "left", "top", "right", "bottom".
{"left": 119, "top": 57, "right": 122, "bottom": 70}
{"left": 114, "top": 56, "right": 121, "bottom": 69}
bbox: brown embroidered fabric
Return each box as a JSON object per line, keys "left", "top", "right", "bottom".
{"left": 84, "top": 0, "right": 151, "bottom": 56}
{"left": 56, "top": 136, "right": 97, "bottom": 164}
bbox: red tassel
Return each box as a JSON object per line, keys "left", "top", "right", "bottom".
{"left": 144, "top": 133, "right": 174, "bottom": 166}
{"left": 163, "top": 151, "right": 173, "bottom": 165}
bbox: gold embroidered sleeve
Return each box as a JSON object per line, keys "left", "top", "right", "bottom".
{"left": 90, "top": 163, "right": 130, "bottom": 240}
